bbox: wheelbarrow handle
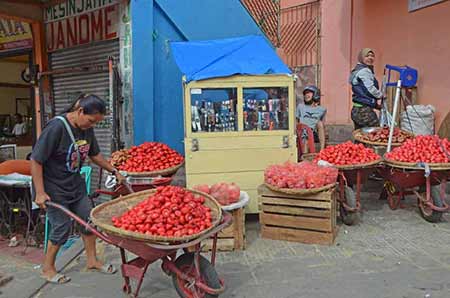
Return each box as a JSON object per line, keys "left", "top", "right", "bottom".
{"left": 45, "top": 201, "right": 112, "bottom": 244}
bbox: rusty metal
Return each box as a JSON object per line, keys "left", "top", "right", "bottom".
{"left": 279, "top": 1, "right": 320, "bottom": 68}
{"left": 241, "top": 0, "right": 280, "bottom": 46}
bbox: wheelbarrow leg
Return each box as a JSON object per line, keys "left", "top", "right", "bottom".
{"left": 120, "top": 248, "right": 131, "bottom": 294}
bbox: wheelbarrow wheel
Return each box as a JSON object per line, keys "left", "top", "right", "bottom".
{"left": 418, "top": 185, "right": 444, "bottom": 223}
{"left": 172, "top": 253, "right": 221, "bottom": 298}
{"left": 340, "top": 186, "right": 358, "bottom": 226}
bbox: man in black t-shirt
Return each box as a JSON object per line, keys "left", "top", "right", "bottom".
{"left": 31, "top": 94, "right": 124, "bottom": 284}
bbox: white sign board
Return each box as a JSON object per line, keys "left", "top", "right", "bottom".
{"left": 45, "top": 0, "right": 120, "bottom": 52}
{"left": 409, "top": 0, "right": 447, "bottom": 12}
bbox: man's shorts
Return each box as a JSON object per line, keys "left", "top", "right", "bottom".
{"left": 46, "top": 195, "right": 93, "bottom": 246}
{"left": 301, "top": 128, "right": 320, "bottom": 143}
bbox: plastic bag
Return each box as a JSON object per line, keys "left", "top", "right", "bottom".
{"left": 400, "top": 105, "right": 435, "bottom": 135}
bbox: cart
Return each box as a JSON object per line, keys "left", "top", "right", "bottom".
{"left": 378, "top": 160, "right": 449, "bottom": 222}
{"left": 336, "top": 160, "right": 382, "bottom": 225}
{"left": 301, "top": 153, "right": 382, "bottom": 225}
{"left": 47, "top": 189, "right": 231, "bottom": 298}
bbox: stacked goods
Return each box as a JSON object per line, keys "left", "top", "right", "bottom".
{"left": 110, "top": 149, "right": 130, "bottom": 168}
{"left": 112, "top": 142, "right": 184, "bottom": 173}
{"left": 385, "top": 135, "right": 450, "bottom": 164}
{"left": 193, "top": 183, "right": 241, "bottom": 206}
{"left": 357, "top": 127, "right": 413, "bottom": 144}
{"left": 314, "top": 142, "right": 380, "bottom": 166}
{"left": 111, "top": 186, "right": 211, "bottom": 237}
{"left": 264, "top": 161, "right": 338, "bottom": 189}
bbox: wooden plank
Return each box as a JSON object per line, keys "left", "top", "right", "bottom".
{"left": 186, "top": 148, "right": 296, "bottom": 174}
{"left": 260, "top": 213, "right": 332, "bottom": 232}
{"left": 202, "top": 238, "right": 236, "bottom": 252}
{"left": 257, "top": 184, "right": 334, "bottom": 201}
{"left": 261, "top": 225, "right": 336, "bottom": 245}
{"left": 233, "top": 208, "right": 245, "bottom": 249}
{"left": 219, "top": 223, "right": 235, "bottom": 238}
{"left": 261, "top": 197, "right": 331, "bottom": 209}
{"left": 261, "top": 204, "right": 331, "bottom": 218}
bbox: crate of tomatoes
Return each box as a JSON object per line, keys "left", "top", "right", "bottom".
{"left": 110, "top": 142, "right": 184, "bottom": 177}
{"left": 264, "top": 161, "right": 338, "bottom": 194}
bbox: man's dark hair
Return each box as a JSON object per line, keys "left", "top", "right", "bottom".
{"left": 62, "top": 94, "right": 107, "bottom": 115}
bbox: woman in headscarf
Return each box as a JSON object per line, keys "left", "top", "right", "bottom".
{"left": 349, "top": 48, "right": 383, "bottom": 129}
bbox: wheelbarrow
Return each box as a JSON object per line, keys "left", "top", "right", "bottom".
{"left": 378, "top": 160, "right": 449, "bottom": 222}
{"left": 46, "top": 188, "right": 231, "bottom": 298}
{"left": 336, "top": 160, "right": 382, "bottom": 225}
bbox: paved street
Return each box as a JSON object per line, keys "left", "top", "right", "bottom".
{"left": 2, "top": 190, "right": 450, "bottom": 298}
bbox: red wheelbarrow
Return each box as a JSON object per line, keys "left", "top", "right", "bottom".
{"left": 335, "top": 160, "right": 382, "bottom": 225}
{"left": 47, "top": 188, "right": 231, "bottom": 298}
{"left": 378, "top": 159, "right": 449, "bottom": 222}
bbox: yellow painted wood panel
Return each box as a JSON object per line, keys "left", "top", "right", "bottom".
{"left": 185, "top": 135, "right": 297, "bottom": 150}
{"left": 244, "top": 189, "right": 259, "bottom": 213}
{"left": 186, "top": 148, "right": 296, "bottom": 174}
{"left": 186, "top": 171, "right": 264, "bottom": 190}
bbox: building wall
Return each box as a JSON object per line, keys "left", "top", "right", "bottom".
{"left": 131, "top": 0, "right": 265, "bottom": 153}
{"left": 0, "top": 60, "right": 30, "bottom": 115}
{"left": 352, "top": 0, "right": 450, "bottom": 129}
{"left": 282, "top": 0, "right": 450, "bottom": 129}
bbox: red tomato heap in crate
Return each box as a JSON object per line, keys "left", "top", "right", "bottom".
{"left": 264, "top": 161, "right": 338, "bottom": 189}
{"left": 112, "top": 186, "right": 212, "bottom": 237}
{"left": 314, "top": 142, "right": 380, "bottom": 166}
{"left": 385, "top": 135, "right": 450, "bottom": 164}
{"left": 112, "top": 142, "right": 184, "bottom": 173}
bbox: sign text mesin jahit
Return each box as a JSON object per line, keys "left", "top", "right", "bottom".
{"left": 45, "top": 0, "right": 119, "bottom": 51}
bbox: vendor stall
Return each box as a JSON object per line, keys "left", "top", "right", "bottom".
{"left": 171, "top": 36, "right": 297, "bottom": 213}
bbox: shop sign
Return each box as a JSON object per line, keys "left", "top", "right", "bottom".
{"left": 0, "top": 19, "right": 33, "bottom": 53}
{"left": 45, "top": 0, "right": 120, "bottom": 52}
{"left": 409, "top": 0, "right": 447, "bottom": 12}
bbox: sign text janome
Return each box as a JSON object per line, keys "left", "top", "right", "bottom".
{"left": 45, "top": 0, "right": 119, "bottom": 52}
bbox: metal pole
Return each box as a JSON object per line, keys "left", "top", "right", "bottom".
{"left": 387, "top": 80, "right": 402, "bottom": 152}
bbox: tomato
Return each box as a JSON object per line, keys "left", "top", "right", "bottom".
{"left": 116, "top": 142, "right": 184, "bottom": 173}
{"left": 386, "top": 135, "right": 449, "bottom": 164}
{"left": 112, "top": 186, "right": 212, "bottom": 237}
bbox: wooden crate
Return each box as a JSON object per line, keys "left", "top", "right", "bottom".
{"left": 258, "top": 185, "right": 338, "bottom": 245}
{"left": 202, "top": 207, "right": 246, "bottom": 251}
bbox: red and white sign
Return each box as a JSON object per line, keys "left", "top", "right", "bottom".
{"left": 45, "top": 0, "right": 120, "bottom": 52}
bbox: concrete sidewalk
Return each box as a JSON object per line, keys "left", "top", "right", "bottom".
{"left": 2, "top": 191, "right": 450, "bottom": 298}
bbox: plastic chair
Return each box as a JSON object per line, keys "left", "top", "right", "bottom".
{"left": 297, "top": 123, "right": 316, "bottom": 160}
{"left": 44, "top": 166, "right": 92, "bottom": 253}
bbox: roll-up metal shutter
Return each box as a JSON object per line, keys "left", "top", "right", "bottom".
{"left": 49, "top": 40, "right": 120, "bottom": 194}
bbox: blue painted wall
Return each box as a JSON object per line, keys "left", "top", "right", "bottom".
{"left": 131, "top": 0, "right": 264, "bottom": 153}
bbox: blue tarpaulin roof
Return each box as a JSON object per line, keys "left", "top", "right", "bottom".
{"left": 171, "top": 35, "right": 291, "bottom": 82}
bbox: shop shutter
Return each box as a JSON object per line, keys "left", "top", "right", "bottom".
{"left": 49, "top": 40, "right": 120, "bottom": 194}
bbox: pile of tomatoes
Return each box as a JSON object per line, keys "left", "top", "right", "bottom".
{"left": 385, "top": 135, "right": 450, "bottom": 164}
{"left": 265, "top": 161, "right": 338, "bottom": 189}
{"left": 359, "top": 127, "right": 413, "bottom": 144}
{"left": 314, "top": 142, "right": 380, "bottom": 166}
{"left": 112, "top": 186, "right": 212, "bottom": 237}
{"left": 117, "top": 142, "right": 184, "bottom": 173}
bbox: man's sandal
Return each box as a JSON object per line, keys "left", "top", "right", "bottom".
{"left": 86, "top": 263, "right": 117, "bottom": 275}
{"left": 44, "top": 273, "right": 71, "bottom": 284}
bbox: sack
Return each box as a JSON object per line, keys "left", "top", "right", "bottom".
{"left": 400, "top": 105, "right": 435, "bottom": 135}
